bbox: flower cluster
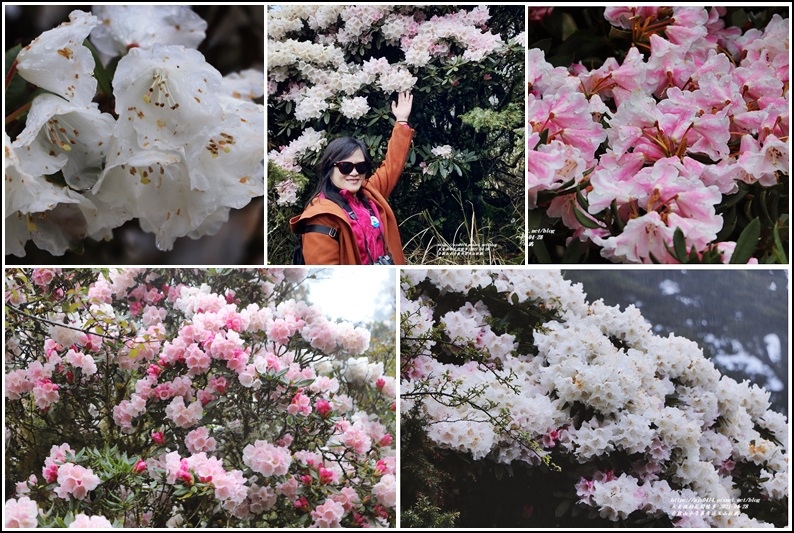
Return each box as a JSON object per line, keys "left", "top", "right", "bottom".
{"left": 528, "top": 7, "right": 789, "bottom": 263}
{"left": 5, "top": 268, "right": 396, "bottom": 528}
{"left": 5, "top": 7, "right": 264, "bottom": 255}
{"left": 401, "top": 269, "right": 788, "bottom": 527}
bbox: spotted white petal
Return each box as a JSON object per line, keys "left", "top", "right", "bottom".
{"left": 95, "top": 143, "right": 228, "bottom": 251}
{"left": 5, "top": 197, "right": 101, "bottom": 257}
{"left": 113, "top": 44, "right": 223, "bottom": 151}
{"left": 5, "top": 133, "right": 77, "bottom": 215}
{"left": 185, "top": 98, "right": 264, "bottom": 200}
{"left": 5, "top": 135, "right": 99, "bottom": 256}
{"left": 12, "top": 94, "right": 115, "bottom": 191}
{"left": 220, "top": 69, "right": 265, "bottom": 102}
{"left": 90, "top": 6, "right": 207, "bottom": 57}
{"left": 15, "top": 10, "right": 100, "bottom": 105}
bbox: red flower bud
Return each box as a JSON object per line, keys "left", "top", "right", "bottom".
{"left": 133, "top": 460, "right": 147, "bottom": 473}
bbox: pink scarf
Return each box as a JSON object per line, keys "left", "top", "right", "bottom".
{"left": 319, "top": 190, "right": 386, "bottom": 264}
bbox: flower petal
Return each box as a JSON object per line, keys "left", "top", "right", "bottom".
{"left": 15, "top": 10, "right": 100, "bottom": 105}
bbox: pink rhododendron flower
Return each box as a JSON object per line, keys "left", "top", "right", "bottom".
{"left": 151, "top": 431, "right": 166, "bottom": 445}
{"left": 5, "top": 496, "right": 39, "bottom": 528}
{"left": 330, "top": 486, "right": 361, "bottom": 512}
{"left": 243, "top": 441, "right": 292, "bottom": 477}
{"left": 185, "top": 426, "right": 217, "bottom": 454}
{"left": 32, "top": 378, "right": 60, "bottom": 410}
{"left": 69, "top": 513, "right": 113, "bottom": 528}
{"left": 133, "top": 460, "right": 147, "bottom": 474}
{"left": 5, "top": 369, "right": 34, "bottom": 400}
{"left": 310, "top": 498, "right": 346, "bottom": 528}
{"left": 32, "top": 268, "right": 60, "bottom": 287}
{"left": 341, "top": 425, "right": 372, "bottom": 455}
{"left": 164, "top": 396, "right": 203, "bottom": 428}
{"left": 54, "top": 463, "right": 101, "bottom": 500}
{"left": 287, "top": 392, "right": 312, "bottom": 416}
{"left": 372, "top": 474, "right": 396, "bottom": 508}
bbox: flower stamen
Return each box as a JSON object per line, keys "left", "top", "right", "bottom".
{"left": 46, "top": 117, "right": 78, "bottom": 152}
{"left": 206, "top": 132, "right": 236, "bottom": 158}
{"left": 143, "top": 69, "right": 180, "bottom": 111}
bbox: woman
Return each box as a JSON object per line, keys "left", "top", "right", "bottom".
{"left": 289, "top": 91, "right": 414, "bottom": 265}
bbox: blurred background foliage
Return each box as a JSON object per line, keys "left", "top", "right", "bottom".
{"left": 4, "top": 5, "right": 264, "bottom": 265}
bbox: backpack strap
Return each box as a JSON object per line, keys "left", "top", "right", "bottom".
{"left": 299, "top": 224, "right": 339, "bottom": 240}
{"left": 292, "top": 224, "right": 339, "bottom": 265}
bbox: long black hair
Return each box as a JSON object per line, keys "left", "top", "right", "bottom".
{"left": 305, "top": 136, "right": 374, "bottom": 210}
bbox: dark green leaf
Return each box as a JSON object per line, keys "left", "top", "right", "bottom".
{"left": 673, "top": 227, "right": 687, "bottom": 261}
{"left": 573, "top": 206, "right": 602, "bottom": 229}
{"left": 83, "top": 39, "right": 112, "bottom": 99}
{"left": 719, "top": 186, "right": 748, "bottom": 210}
{"left": 717, "top": 206, "right": 737, "bottom": 240}
{"left": 562, "top": 237, "right": 587, "bottom": 263}
{"left": 730, "top": 217, "right": 760, "bottom": 264}
{"left": 771, "top": 221, "right": 787, "bottom": 264}
{"left": 530, "top": 239, "right": 551, "bottom": 264}
{"left": 555, "top": 499, "right": 571, "bottom": 518}
{"left": 575, "top": 187, "right": 589, "bottom": 211}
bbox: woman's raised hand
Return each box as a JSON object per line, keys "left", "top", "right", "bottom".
{"left": 391, "top": 90, "right": 413, "bottom": 123}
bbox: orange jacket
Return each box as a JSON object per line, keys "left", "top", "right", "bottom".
{"left": 289, "top": 123, "right": 414, "bottom": 265}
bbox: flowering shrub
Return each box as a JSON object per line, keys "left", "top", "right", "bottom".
{"left": 4, "top": 6, "right": 264, "bottom": 260}
{"left": 401, "top": 269, "right": 788, "bottom": 527}
{"left": 527, "top": 6, "right": 789, "bottom": 263}
{"left": 4, "top": 268, "right": 396, "bottom": 528}
{"left": 267, "top": 5, "right": 525, "bottom": 265}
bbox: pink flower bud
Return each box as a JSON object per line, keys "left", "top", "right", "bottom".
{"left": 318, "top": 467, "right": 334, "bottom": 484}
{"left": 315, "top": 399, "right": 332, "bottom": 418}
{"left": 43, "top": 463, "right": 59, "bottom": 483}
{"left": 151, "top": 431, "right": 166, "bottom": 445}
{"left": 133, "top": 460, "right": 147, "bottom": 473}
{"left": 146, "top": 364, "right": 162, "bottom": 378}
{"left": 294, "top": 496, "right": 310, "bottom": 512}
{"left": 378, "top": 434, "right": 393, "bottom": 447}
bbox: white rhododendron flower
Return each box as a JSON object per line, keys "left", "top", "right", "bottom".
{"left": 431, "top": 145, "right": 453, "bottom": 159}
{"left": 4, "top": 133, "right": 99, "bottom": 256}
{"left": 339, "top": 96, "right": 370, "bottom": 120}
{"left": 220, "top": 69, "right": 265, "bottom": 102}
{"left": 113, "top": 45, "right": 223, "bottom": 151}
{"left": 93, "top": 144, "right": 216, "bottom": 251}
{"left": 90, "top": 5, "right": 207, "bottom": 57}
{"left": 402, "top": 269, "right": 789, "bottom": 527}
{"left": 15, "top": 10, "right": 100, "bottom": 105}
{"left": 185, "top": 98, "right": 264, "bottom": 196}
{"left": 12, "top": 94, "right": 115, "bottom": 191}
{"left": 4, "top": 6, "right": 265, "bottom": 255}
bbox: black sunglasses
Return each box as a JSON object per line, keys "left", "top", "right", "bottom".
{"left": 333, "top": 161, "right": 370, "bottom": 175}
